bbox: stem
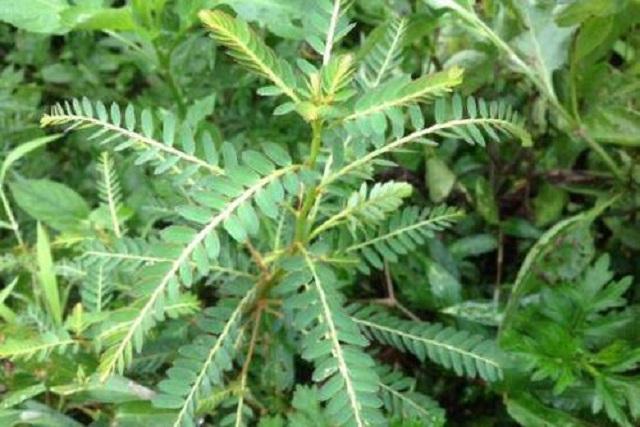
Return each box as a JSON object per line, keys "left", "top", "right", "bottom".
{"left": 322, "top": 0, "right": 342, "bottom": 66}
{"left": 164, "top": 69, "right": 186, "bottom": 117}
{"left": 502, "top": 41, "right": 624, "bottom": 181}
{"left": 154, "top": 41, "right": 186, "bottom": 116}
{"left": 383, "top": 262, "right": 419, "bottom": 321}
{"left": 245, "top": 239, "right": 269, "bottom": 276}
{"left": 294, "top": 187, "right": 318, "bottom": 244}
{"left": 568, "top": 35, "right": 582, "bottom": 123}
{"left": 308, "top": 207, "right": 350, "bottom": 240}
{"left": 307, "top": 120, "right": 323, "bottom": 169}
{"left": 449, "top": 4, "right": 626, "bottom": 182}
{"left": 0, "top": 189, "right": 24, "bottom": 247}
{"left": 541, "top": 100, "right": 621, "bottom": 177}
{"left": 235, "top": 307, "right": 262, "bottom": 426}
{"left": 295, "top": 120, "right": 324, "bottom": 243}
{"left": 574, "top": 127, "right": 625, "bottom": 182}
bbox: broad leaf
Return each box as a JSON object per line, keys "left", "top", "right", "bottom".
{"left": 511, "top": 2, "right": 576, "bottom": 97}
{"left": 0, "top": 0, "right": 68, "bottom": 33}
{"left": 10, "top": 179, "right": 90, "bottom": 232}
{"left": 214, "top": 0, "right": 304, "bottom": 39}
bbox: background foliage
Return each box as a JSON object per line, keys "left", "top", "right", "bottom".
{"left": 0, "top": 0, "right": 639, "bottom": 426}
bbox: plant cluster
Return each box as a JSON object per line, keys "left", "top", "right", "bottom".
{"left": 0, "top": 1, "right": 638, "bottom": 426}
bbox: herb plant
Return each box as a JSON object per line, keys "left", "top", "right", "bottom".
{"left": 0, "top": 1, "right": 638, "bottom": 426}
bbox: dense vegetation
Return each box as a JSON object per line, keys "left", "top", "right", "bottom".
{"left": 0, "top": 1, "right": 639, "bottom": 426}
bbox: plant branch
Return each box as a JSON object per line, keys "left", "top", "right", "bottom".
{"left": 325, "top": 117, "right": 522, "bottom": 186}
{"left": 0, "top": 189, "right": 24, "bottom": 247}
{"left": 234, "top": 307, "right": 263, "bottom": 426}
{"left": 295, "top": 120, "right": 324, "bottom": 243}
{"left": 323, "top": 0, "right": 342, "bottom": 65}
{"left": 442, "top": 3, "right": 625, "bottom": 181}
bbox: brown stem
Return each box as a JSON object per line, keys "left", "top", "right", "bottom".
{"left": 382, "top": 262, "right": 420, "bottom": 321}
{"left": 245, "top": 239, "right": 269, "bottom": 276}
{"left": 235, "top": 307, "right": 264, "bottom": 418}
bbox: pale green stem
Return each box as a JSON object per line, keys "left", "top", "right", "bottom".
{"left": 448, "top": 4, "right": 625, "bottom": 181}
{"left": 0, "top": 189, "right": 24, "bottom": 247}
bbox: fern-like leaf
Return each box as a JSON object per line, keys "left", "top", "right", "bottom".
{"left": 345, "top": 205, "right": 463, "bottom": 272}
{"left": 344, "top": 67, "right": 464, "bottom": 138}
{"left": 351, "top": 306, "right": 504, "bottom": 382}
{"left": 329, "top": 95, "right": 532, "bottom": 184}
{"left": 41, "top": 99, "right": 222, "bottom": 178}
{"left": 94, "top": 293, "right": 199, "bottom": 351}
{"left": 287, "top": 385, "right": 333, "bottom": 426}
{"left": 281, "top": 251, "right": 385, "bottom": 426}
{"left": 433, "top": 94, "right": 532, "bottom": 147}
{"left": 311, "top": 181, "right": 413, "bottom": 239}
{"left": 153, "top": 290, "right": 254, "bottom": 427}
{"left": 84, "top": 237, "right": 253, "bottom": 279}
{"left": 199, "top": 10, "right": 300, "bottom": 103}
{"left": 81, "top": 264, "right": 114, "bottom": 313}
{"left": 358, "top": 18, "right": 408, "bottom": 88}
{"left": 377, "top": 365, "right": 446, "bottom": 426}
{"left": 321, "top": 54, "right": 356, "bottom": 101}
{"left": 97, "top": 162, "right": 299, "bottom": 379}
{"left": 84, "top": 238, "right": 170, "bottom": 272}
{"left": 97, "top": 152, "right": 124, "bottom": 237}
{"left": 0, "top": 330, "right": 78, "bottom": 361}
{"left": 301, "top": 0, "right": 354, "bottom": 64}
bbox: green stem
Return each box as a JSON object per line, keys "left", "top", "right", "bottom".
{"left": 294, "top": 188, "right": 317, "bottom": 243}
{"left": 154, "top": 41, "right": 186, "bottom": 116}
{"left": 0, "top": 189, "right": 24, "bottom": 248}
{"left": 556, "top": 105, "right": 625, "bottom": 181}
{"left": 165, "top": 69, "right": 186, "bottom": 116}
{"left": 307, "top": 120, "right": 323, "bottom": 168}
{"left": 574, "top": 127, "right": 625, "bottom": 181}
{"left": 295, "top": 121, "right": 324, "bottom": 243}
{"left": 568, "top": 36, "right": 582, "bottom": 123}
{"left": 449, "top": 4, "right": 626, "bottom": 182}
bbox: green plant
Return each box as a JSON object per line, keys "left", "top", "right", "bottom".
{"left": 0, "top": 1, "right": 638, "bottom": 426}
{"left": 4, "top": 2, "right": 533, "bottom": 424}
{"left": 502, "top": 255, "right": 639, "bottom": 427}
{"left": 427, "top": 0, "right": 635, "bottom": 182}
